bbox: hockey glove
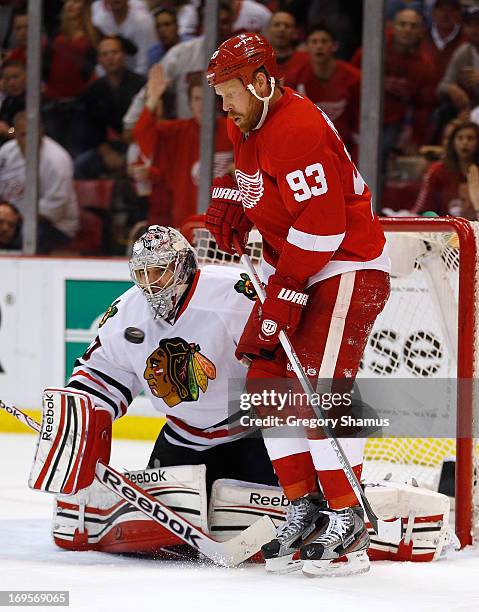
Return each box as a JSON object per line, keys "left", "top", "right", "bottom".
{"left": 206, "top": 175, "right": 252, "bottom": 255}
{"left": 235, "top": 275, "right": 309, "bottom": 360}
{"left": 256, "top": 274, "right": 309, "bottom": 352}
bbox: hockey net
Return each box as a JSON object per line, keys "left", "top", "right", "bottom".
{"left": 181, "top": 215, "right": 479, "bottom": 548}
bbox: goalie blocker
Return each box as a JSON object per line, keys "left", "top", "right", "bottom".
{"left": 29, "top": 388, "right": 112, "bottom": 495}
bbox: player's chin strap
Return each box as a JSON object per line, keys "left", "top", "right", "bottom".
{"left": 247, "top": 77, "right": 276, "bottom": 131}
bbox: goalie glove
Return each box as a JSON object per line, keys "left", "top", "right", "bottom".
{"left": 236, "top": 274, "right": 308, "bottom": 360}
{"left": 206, "top": 175, "right": 252, "bottom": 255}
{"left": 29, "top": 388, "right": 112, "bottom": 495}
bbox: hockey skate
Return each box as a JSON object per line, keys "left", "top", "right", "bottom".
{"left": 261, "top": 494, "right": 325, "bottom": 574}
{"left": 300, "top": 505, "right": 370, "bottom": 577}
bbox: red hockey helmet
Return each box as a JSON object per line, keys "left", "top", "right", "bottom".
{"left": 206, "top": 33, "right": 279, "bottom": 88}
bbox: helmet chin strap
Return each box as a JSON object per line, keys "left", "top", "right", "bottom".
{"left": 246, "top": 77, "right": 276, "bottom": 130}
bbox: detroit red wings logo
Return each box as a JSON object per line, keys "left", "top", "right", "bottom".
{"left": 235, "top": 169, "right": 264, "bottom": 209}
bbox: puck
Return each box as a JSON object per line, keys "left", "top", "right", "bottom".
{"left": 124, "top": 327, "right": 145, "bottom": 344}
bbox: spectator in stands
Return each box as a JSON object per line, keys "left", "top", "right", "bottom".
{"left": 466, "top": 162, "right": 479, "bottom": 218}
{"left": 159, "top": 1, "right": 236, "bottom": 119}
{"left": 124, "top": 0, "right": 235, "bottom": 125}
{"left": 231, "top": 0, "right": 272, "bottom": 33}
{"left": 266, "top": 11, "right": 309, "bottom": 85}
{"left": 5, "top": 9, "right": 28, "bottom": 64}
{"left": 147, "top": 7, "right": 192, "bottom": 69}
{"left": 43, "top": 0, "right": 101, "bottom": 157}
{"left": 353, "top": 8, "right": 435, "bottom": 158}
{"left": 132, "top": 66, "right": 233, "bottom": 228}
{"left": 413, "top": 121, "right": 479, "bottom": 219}
{"left": 0, "top": 111, "right": 79, "bottom": 253}
{"left": 307, "top": 0, "right": 363, "bottom": 60}
{"left": 0, "top": 59, "right": 26, "bottom": 146}
{"left": 91, "top": 0, "right": 158, "bottom": 75}
{"left": 0, "top": 200, "right": 22, "bottom": 250}
{"left": 438, "top": 6, "right": 479, "bottom": 116}
{"left": 420, "top": 0, "right": 466, "bottom": 92}
{"left": 290, "top": 22, "right": 361, "bottom": 161}
{"left": 74, "top": 35, "right": 146, "bottom": 179}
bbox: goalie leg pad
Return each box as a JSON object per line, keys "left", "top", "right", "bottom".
{"left": 29, "top": 388, "right": 111, "bottom": 495}
{"left": 53, "top": 464, "right": 208, "bottom": 554}
{"left": 209, "top": 479, "right": 451, "bottom": 563}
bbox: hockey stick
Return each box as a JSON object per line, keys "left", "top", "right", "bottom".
{"left": 233, "top": 237, "right": 403, "bottom": 544}
{"left": 0, "top": 398, "right": 275, "bottom": 566}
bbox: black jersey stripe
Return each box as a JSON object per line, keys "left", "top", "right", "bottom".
{"left": 88, "top": 367, "right": 133, "bottom": 405}
{"left": 66, "top": 381, "right": 120, "bottom": 419}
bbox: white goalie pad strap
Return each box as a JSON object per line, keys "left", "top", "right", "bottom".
{"left": 29, "top": 388, "right": 94, "bottom": 495}
{"left": 53, "top": 465, "right": 208, "bottom": 551}
{"left": 208, "top": 479, "right": 287, "bottom": 542}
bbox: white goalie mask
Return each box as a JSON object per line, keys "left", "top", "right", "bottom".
{"left": 129, "top": 226, "right": 198, "bottom": 321}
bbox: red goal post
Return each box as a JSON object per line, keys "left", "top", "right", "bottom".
{"left": 181, "top": 214, "right": 479, "bottom": 548}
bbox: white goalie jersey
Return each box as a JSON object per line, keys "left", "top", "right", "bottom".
{"left": 67, "top": 265, "right": 257, "bottom": 449}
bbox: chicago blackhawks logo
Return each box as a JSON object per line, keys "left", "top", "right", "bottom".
{"left": 99, "top": 299, "right": 120, "bottom": 328}
{"left": 144, "top": 337, "right": 216, "bottom": 407}
{"left": 234, "top": 273, "right": 257, "bottom": 301}
{"left": 235, "top": 169, "right": 264, "bottom": 209}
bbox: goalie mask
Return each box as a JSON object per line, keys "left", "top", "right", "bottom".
{"left": 129, "top": 226, "right": 198, "bottom": 322}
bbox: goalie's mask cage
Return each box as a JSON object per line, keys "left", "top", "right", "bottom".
{"left": 129, "top": 225, "right": 198, "bottom": 321}
{"left": 181, "top": 214, "right": 479, "bottom": 550}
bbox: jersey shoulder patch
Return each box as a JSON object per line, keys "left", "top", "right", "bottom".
{"left": 234, "top": 272, "right": 257, "bottom": 301}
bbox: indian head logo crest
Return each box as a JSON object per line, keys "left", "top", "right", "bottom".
{"left": 235, "top": 169, "right": 264, "bottom": 209}
{"left": 144, "top": 337, "right": 216, "bottom": 407}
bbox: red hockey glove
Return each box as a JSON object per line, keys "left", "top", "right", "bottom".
{"left": 235, "top": 275, "right": 309, "bottom": 360}
{"left": 206, "top": 175, "right": 252, "bottom": 255}
{"left": 258, "top": 274, "right": 308, "bottom": 352}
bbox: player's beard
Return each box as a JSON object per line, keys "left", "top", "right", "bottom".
{"left": 230, "top": 96, "right": 263, "bottom": 133}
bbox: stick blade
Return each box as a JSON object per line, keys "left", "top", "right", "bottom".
{"left": 377, "top": 518, "right": 403, "bottom": 544}
{"left": 220, "top": 516, "right": 276, "bottom": 566}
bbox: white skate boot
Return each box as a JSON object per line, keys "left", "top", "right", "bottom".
{"left": 300, "top": 505, "right": 370, "bottom": 577}
{"left": 261, "top": 494, "right": 325, "bottom": 574}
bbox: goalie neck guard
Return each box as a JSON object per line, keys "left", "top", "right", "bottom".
{"left": 129, "top": 226, "right": 198, "bottom": 322}
{"left": 206, "top": 33, "right": 280, "bottom": 131}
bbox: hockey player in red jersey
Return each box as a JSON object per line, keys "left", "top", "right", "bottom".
{"left": 206, "top": 33, "right": 391, "bottom": 576}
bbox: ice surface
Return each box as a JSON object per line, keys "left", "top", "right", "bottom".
{"left": 1, "top": 434, "right": 479, "bottom": 612}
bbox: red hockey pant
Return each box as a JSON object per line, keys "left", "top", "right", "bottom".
{"left": 247, "top": 269, "right": 390, "bottom": 509}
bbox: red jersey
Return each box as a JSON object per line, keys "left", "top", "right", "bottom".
{"left": 412, "top": 160, "right": 476, "bottom": 219}
{"left": 134, "top": 108, "right": 233, "bottom": 228}
{"left": 289, "top": 60, "right": 360, "bottom": 160}
{"left": 420, "top": 29, "right": 467, "bottom": 91}
{"left": 44, "top": 35, "right": 96, "bottom": 100}
{"left": 277, "top": 50, "right": 310, "bottom": 87}
{"left": 352, "top": 42, "right": 435, "bottom": 143}
{"left": 228, "top": 87, "right": 388, "bottom": 287}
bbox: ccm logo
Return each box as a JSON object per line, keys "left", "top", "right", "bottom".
{"left": 211, "top": 187, "right": 242, "bottom": 201}
{"left": 277, "top": 288, "right": 308, "bottom": 306}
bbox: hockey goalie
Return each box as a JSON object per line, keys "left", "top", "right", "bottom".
{"left": 26, "top": 225, "right": 453, "bottom": 574}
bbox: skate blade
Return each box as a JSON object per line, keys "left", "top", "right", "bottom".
{"left": 302, "top": 551, "right": 370, "bottom": 578}
{"left": 265, "top": 554, "right": 303, "bottom": 574}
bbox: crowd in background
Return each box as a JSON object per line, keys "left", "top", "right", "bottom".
{"left": 2, "top": 0, "right": 479, "bottom": 254}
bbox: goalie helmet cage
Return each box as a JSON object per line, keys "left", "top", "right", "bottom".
{"left": 181, "top": 215, "right": 479, "bottom": 549}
